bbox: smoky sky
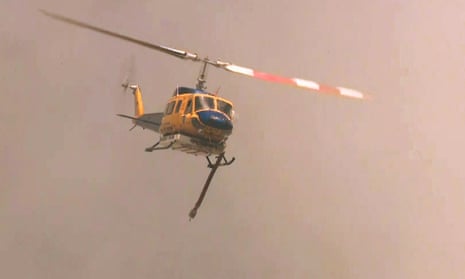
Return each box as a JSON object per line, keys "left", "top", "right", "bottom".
{"left": 1, "top": 0, "right": 465, "bottom": 278}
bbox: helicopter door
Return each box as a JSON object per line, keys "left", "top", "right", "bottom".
{"left": 172, "top": 99, "right": 184, "bottom": 129}
{"left": 182, "top": 97, "right": 193, "bottom": 121}
{"left": 167, "top": 98, "right": 187, "bottom": 132}
{"left": 160, "top": 100, "right": 177, "bottom": 134}
{"left": 174, "top": 99, "right": 183, "bottom": 114}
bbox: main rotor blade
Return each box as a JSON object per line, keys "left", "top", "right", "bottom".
{"left": 40, "top": 10, "right": 199, "bottom": 61}
{"left": 215, "top": 61, "right": 366, "bottom": 100}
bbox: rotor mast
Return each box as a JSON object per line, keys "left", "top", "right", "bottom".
{"left": 196, "top": 59, "right": 209, "bottom": 90}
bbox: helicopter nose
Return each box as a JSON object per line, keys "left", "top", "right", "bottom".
{"left": 197, "top": 110, "right": 233, "bottom": 130}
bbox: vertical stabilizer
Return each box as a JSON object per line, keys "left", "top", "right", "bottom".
{"left": 130, "top": 85, "right": 144, "bottom": 117}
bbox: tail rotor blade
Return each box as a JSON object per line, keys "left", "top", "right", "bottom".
{"left": 121, "top": 55, "right": 136, "bottom": 93}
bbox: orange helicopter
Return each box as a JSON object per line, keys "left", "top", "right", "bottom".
{"left": 41, "top": 10, "right": 366, "bottom": 219}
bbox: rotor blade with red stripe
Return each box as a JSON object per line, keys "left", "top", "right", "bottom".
{"left": 216, "top": 62, "right": 366, "bottom": 100}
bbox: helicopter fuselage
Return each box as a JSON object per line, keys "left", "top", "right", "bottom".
{"left": 156, "top": 87, "right": 234, "bottom": 155}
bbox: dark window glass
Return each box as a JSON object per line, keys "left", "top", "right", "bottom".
{"left": 217, "top": 100, "right": 233, "bottom": 118}
{"left": 195, "top": 96, "right": 215, "bottom": 111}
{"left": 184, "top": 99, "right": 192, "bottom": 114}
{"left": 174, "top": 100, "right": 183, "bottom": 113}
{"left": 165, "top": 101, "right": 176, "bottom": 115}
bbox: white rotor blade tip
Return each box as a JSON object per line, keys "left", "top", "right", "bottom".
{"left": 225, "top": 64, "right": 254, "bottom": 76}
{"left": 293, "top": 78, "right": 320, "bottom": 90}
{"left": 337, "top": 87, "right": 365, "bottom": 99}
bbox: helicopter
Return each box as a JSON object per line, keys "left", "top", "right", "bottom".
{"left": 40, "top": 10, "right": 367, "bottom": 219}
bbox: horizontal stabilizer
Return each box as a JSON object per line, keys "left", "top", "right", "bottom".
{"left": 117, "top": 114, "right": 142, "bottom": 122}
{"left": 117, "top": 112, "right": 164, "bottom": 132}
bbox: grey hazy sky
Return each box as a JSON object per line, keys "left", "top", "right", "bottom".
{"left": 2, "top": 0, "right": 465, "bottom": 278}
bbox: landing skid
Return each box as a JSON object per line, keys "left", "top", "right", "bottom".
{"left": 143, "top": 133, "right": 226, "bottom": 156}
{"left": 144, "top": 141, "right": 174, "bottom": 152}
{"left": 189, "top": 152, "right": 235, "bottom": 220}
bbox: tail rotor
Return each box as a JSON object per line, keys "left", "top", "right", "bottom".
{"left": 120, "top": 54, "right": 137, "bottom": 94}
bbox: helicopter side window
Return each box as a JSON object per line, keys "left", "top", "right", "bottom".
{"left": 174, "top": 100, "right": 183, "bottom": 113}
{"left": 165, "top": 101, "right": 176, "bottom": 115}
{"left": 184, "top": 99, "right": 192, "bottom": 114}
{"left": 217, "top": 100, "right": 233, "bottom": 118}
{"left": 195, "top": 96, "right": 215, "bottom": 111}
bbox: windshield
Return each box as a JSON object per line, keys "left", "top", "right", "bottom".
{"left": 195, "top": 96, "right": 215, "bottom": 111}
{"left": 217, "top": 100, "right": 233, "bottom": 118}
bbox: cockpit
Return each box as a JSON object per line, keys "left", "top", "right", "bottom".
{"left": 195, "top": 95, "right": 233, "bottom": 118}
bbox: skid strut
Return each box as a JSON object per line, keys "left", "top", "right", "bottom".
{"left": 145, "top": 141, "right": 173, "bottom": 152}
{"left": 189, "top": 152, "right": 235, "bottom": 220}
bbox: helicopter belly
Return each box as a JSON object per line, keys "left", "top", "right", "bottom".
{"left": 157, "top": 133, "right": 226, "bottom": 156}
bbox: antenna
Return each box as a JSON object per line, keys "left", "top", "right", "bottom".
{"left": 214, "top": 86, "right": 221, "bottom": 96}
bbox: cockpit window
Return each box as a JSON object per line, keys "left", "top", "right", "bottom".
{"left": 217, "top": 100, "right": 233, "bottom": 118}
{"left": 165, "top": 101, "right": 176, "bottom": 115}
{"left": 195, "top": 96, "right": 215, "bottom": 111}
{"left": 174, "top": 100, "right": 183, "bottom": 113}
{"left": 185, "top": 99, "right": 192, "bottom": 114}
